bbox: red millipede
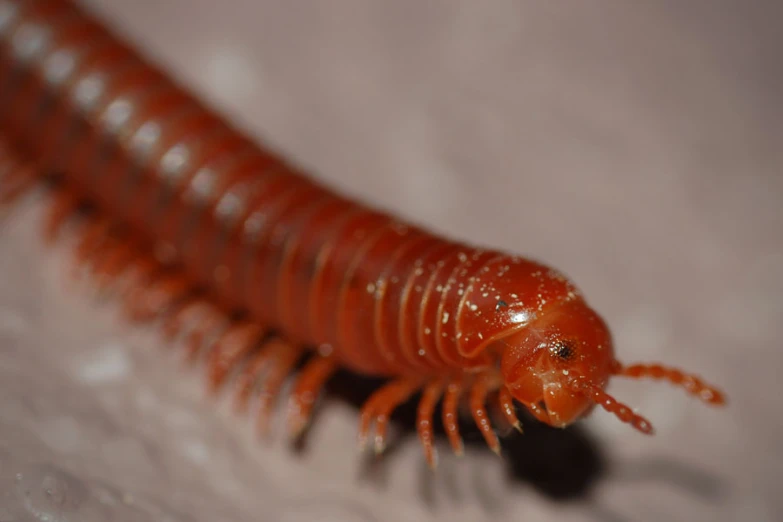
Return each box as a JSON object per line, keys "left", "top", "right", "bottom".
{"left": 0, "top": 0, "right": 725, "bottom": 468}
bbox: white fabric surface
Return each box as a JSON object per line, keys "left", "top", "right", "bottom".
{"left": 1, "top": 1, "right": 781, "bottom": 520}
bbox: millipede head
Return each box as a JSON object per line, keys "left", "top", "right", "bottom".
{"left": 497, "top": 299, "right": 726, "bottom": 434}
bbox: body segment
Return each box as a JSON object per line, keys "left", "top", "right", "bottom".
{"left": 0, "top": 0, "right": 725, "bottom": 467}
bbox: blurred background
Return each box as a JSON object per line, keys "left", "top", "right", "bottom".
{"left": 1, "top": 0, "right": 781, "bottom": 520}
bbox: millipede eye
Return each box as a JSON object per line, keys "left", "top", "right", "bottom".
{"left": 550, "top": 340, "right": 575, "bottom": 361}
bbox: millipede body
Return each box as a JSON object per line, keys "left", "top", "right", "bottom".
{"left": 0, "top": 0, "right": 725, "bottom": 468}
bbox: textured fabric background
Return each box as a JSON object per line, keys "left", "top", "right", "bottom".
{"left": 1, "top": 1, "right": 781, "bottom": 520}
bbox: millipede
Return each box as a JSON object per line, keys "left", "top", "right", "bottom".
{"left": 0, "top": 0, "right": 725, "bottom": 469}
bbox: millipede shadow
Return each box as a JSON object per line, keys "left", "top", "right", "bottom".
{"left": 611, "top": 456, "right": 726, "bottom": 501}
{"left": 324, "top": 369, "right": 607, "bottom": 501}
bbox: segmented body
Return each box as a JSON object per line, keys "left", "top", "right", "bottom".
{"left": 6, "top": 0, "right": 539, "bottom": 376}
{"left": 0, "top": 0, "right": 725, "bottom": 467}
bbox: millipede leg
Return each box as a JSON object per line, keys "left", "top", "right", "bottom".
{"left": 69, "top": 217, "right": 122, "bottom": 289}
{"left": 206, "top": 321, "right": 266, "bottom": 392}
{"left": 498, "top": 386, "right": 523, "bottom": 433}
{"left": 469, "top": 374, "right": 501, "bottom": 456}
{"left": 73, "top": 216, "right": 114, "bottom": 264}
{"left": 442, "top": 378, "right": 465, "bottom": 457}
{"left": 78, "top": 227, "right": 129, "bottom": 272}
{"left": 522, "top": 399, "right": 551, "bottom": 425}
{"left": 286, "top": 354, "right": 339, "bottom": 438}
{"left": 118, "top": 256, "right": 161, "bottom": 297}
{"left": 416, "top": 380, "right": 445, "bottom": 469}
{"left": 43, "top": 187, "right": 81, "bottom": 242}
{"left": 358, "top": 379, "right": 421, "bottom": 455}
{"left": 0, "top": 140, "right": 39, "bottom": 204}
{"left": 125, "top": 271, "right": 194, "bottom": 322}
{"left": 82, "top": 233, "right": 123, "bottom": 275}
{"left": 233, "top": 340, "right": 281, "bottom": 414}
{"left": 90, "top": 238, "right": 145, "bottom": 293}
{"left": 253, "top": 339, "right": 303, "bottom": 436}
{"left": 0, "top": 161, "right": 38, "bottom": 207}
{"left": 162, "top": 297, "right": 211, "bottom": 341}
{"left": 180, "top": 302, "right": 226, "bottom": 362}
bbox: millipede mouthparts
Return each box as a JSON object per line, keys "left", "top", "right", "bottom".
{"left": 0, "top": 0, "right": 725, "bottom": 469}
